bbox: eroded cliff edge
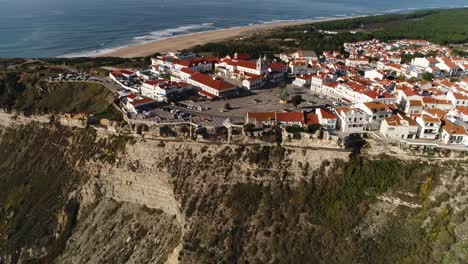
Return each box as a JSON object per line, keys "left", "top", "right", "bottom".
{"left": 0, "top": 119, "right": 467, "bottom": 264}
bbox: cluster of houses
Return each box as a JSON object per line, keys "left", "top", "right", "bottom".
{"left": 110, "top": 51, "right": 289, "bottom": 105}
{"left": 107, "top": 39, "right": 467, "bottom": 147}
{"left": 249, "top": 40, "right": 468, "bottom": 146}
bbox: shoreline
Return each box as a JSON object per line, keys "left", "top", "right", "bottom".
{"left": 96, "top": 16, "right": 361, "bottom": 58}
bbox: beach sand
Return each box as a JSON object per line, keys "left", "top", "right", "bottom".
{"left": 97, "top": 17, "right": 352, "bottom": 58}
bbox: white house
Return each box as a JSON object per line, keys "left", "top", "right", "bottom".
{"left": 293, "top": 74, "right": 314, "bottom": 87}
{"left": 415, "top": 115, "right": 442, "bottom": 140}
{"left": 356, "top": 102, "right": 393, "bottom": 130}
{"left": 447, "top": 106, "right": 468, "bottom": 123}
{"left": 441, "top": 121, "right": 467, "bottom": 145}
{"left": 411, "top": 57, "right": 438, "bottom": 68}
{"left": 334, "top": 107, "right": 368, "bottom": 133}
{"left": 405, "top": 100, "right": 424, "bottom": 115}
{"left": 316, "top": 108, "right": 337, "bottom": 130}
{"left": 345, "top": 58, "right": 369, "bottom": 67}
{"left": 436, "top": 58, "right": 460, "bottom": 76}
{"left": 446, "top": 91, "right": 468, "bottom": 107}
{"left": 380, "top": 114, "right": 419, "bottom": 139}
{"left": 188, "top": 73, "right": 238, "bottom": 99}
{"left": 364, "top": 69, "right": 385, "bottom": 81}
{"left": 125, "top": 95, "right": 157, "bottom": 114}
{"left": 140, "top": 80, "right": 192, "bottom": 101}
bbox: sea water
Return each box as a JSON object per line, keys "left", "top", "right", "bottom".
{"left": 0, "top": 0, "right": 466, "bottom": 58}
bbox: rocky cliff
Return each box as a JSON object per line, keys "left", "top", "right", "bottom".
{"left": 0, "top": 117, "right": 467, "bottom": 264}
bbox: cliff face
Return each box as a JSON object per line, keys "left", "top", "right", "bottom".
{"left": 0, "top": 118, "right": 467, "bottom": 264}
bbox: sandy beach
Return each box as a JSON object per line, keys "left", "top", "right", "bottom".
{"left": 97, "top": 17, "right": 354, "bottom": 58}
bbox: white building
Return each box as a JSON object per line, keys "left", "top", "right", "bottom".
{"left": 364, "top": 69, "right": 385, "bottom": 81}
{"left": 334, "top": 107, "right": 368, "bottom": 133}
{"left": 345, "top": 58, "right": 369, "bottom": 67}
{"left": 441, "top": 121, "right": 467, "bottom": 145}
{"left": 316, "top": 108, "right": 337, "bottom": 130}
{"left": 446, "top": 91, "right": 468, "bottom": 107}
{"left": 293, "top": 74, "right": 314, "bottom": 87}
{"left": 188, "top": 73, "right": 238, "bottom": 99}
{"left": 357, "top": 102, "right": 393, "bottom": 130}
{"left": 415, "top": 115, "right": 442, "bottom": 140}
{"left": 140, "top": 80, "right": 192, "bottom": 101}
{"left": 380, "top": 114, "right": 419, "bottom": 139}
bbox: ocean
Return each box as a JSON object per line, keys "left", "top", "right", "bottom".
{"left": 0, "top": 0, "right": 466, "bottom": 58}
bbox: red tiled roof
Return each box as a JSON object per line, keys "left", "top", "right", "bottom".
{"left": 276, "top": 112, "right": 305, "bottom": 123}
{"left": 130, "top": 97, "right": 156, "bottom": 106}
{"left": 305, "top": 113, "right": 320, "bottom": 125}
{"left": 180, "top": 67, "right": 197, "bottom": 75}
{"left": 452, "top": 93, "right": 468, "bottom": 100}
{"left": 424, "top": 108, "right": 448, "bottom": 118}
{"left": 190, "top": 73, "right": 236, "bottom": 91}
{"left": 455, "top": 106, "right": 468, "bottom": 115}
{"left": 420, "top": 115, "right": 441, "bottom": 123}
{"left": 269, "top": 62, "right": 287, "bottom": 69}
{"left": 112, "top": 69, "right": 134, "bottom": 75}
{"left": 198, "top": 90, "right": 217, "bottom": 99}
{"left": 318, "top": 109, "right": 337, "bottom": 120}
{"left": 247, "top": 112, "right": 276, "bottom": 122}
{"left": 145, "top": 80, "right": 165, "bottom": 86}
{"left": 363, "top": 102, "right": 390, "bottom": 111}
{"left": 442, "top": 120, "right": 467, "bottom": 135}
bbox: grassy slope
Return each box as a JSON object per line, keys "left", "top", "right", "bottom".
{"left": 0, "top": 69, "right": 121, "bottom": 120}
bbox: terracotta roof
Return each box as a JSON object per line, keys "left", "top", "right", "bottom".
{"left": 112, "top": 69, "right": 134, "bottom": 76}
{"left": 130, "top": 97, "right": 156, "bottom": 107}
{"left": 422, "top": 97, "right": 453, "bottom": 106}
{"left": 442, "top": 120, "right": 467, "bottom": 135}
{"left": 180, "top": 67, "right": 197, "bottom": 75}
{"left": 409, "top": 100, "right": 423, "bottom": 107}
{"left": 276, "top": 112, "right": 305, "bottom": 123}
{"left": 363, "top": 102, "right": 390, "bottom": 111}
{"left": 269, "top": 62, "right": 287, "bottom": 69}
{"left": 144, "top": 80, "right": 165, "bottom": 86}
{"left": 420, "top": 115, "right": 441, "bottom": 123}
{"left": 198, "top": 90, "right": 217, "bottom": 99}
{"left": 190, "top": 73, "right": 236, "bottom": 91}
{"left": 424, "top": 108, "right": 448, "bottom": 118}
{"left": 248, "top": 112, "right": 276, "bottom": 122}
{"left": 384, "top": 114, "right": 417, "bottom": 127}
{"left": 452, "top": 93, "right": 468, "bottom": 100}
{"left": 455, "top": 106, "right": 468, "bottom": 115}
{"left": 305, "top": 113, "right": 320, "bottom": 125}
{"left": 318, "top": 109, "right": 337, "bottom": 119}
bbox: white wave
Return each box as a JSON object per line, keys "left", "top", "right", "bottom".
{"left": 58, "top": 46, "right": 128, "bottom": 58}
{"left": 132, "top": 23, "right": 216, "bottom": 42}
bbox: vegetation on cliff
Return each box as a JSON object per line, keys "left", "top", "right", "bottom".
{"left": 162, "top": 145, "right": 467, "bottom": 264}
{"left": 0, "top": 68, "right": 121, "bottom": 120}
{"left": 0, "top": 123, "right": 129, "bottom": 263}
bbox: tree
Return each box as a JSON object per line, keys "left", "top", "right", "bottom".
{"left": 224, "top": 103, "right": 231, "bottom": 110}
{"left": 279, "top": 88, "right": 289, "bottom": 105}
{"left": 422, "top": 72, "right": 434, "bottom": 81}
{"left": 291, "top": 95, "right": 303, "bottom": 108}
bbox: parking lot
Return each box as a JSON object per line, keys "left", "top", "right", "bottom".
{"left": 179, "top": 84, "right": 338, "bottom": 118}
{"left": 134, "top": 84, "right": 342, "bottom": 127}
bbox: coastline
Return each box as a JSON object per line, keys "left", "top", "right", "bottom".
{"left": 96, "top": 16, "right": 360, "bottom": 58}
